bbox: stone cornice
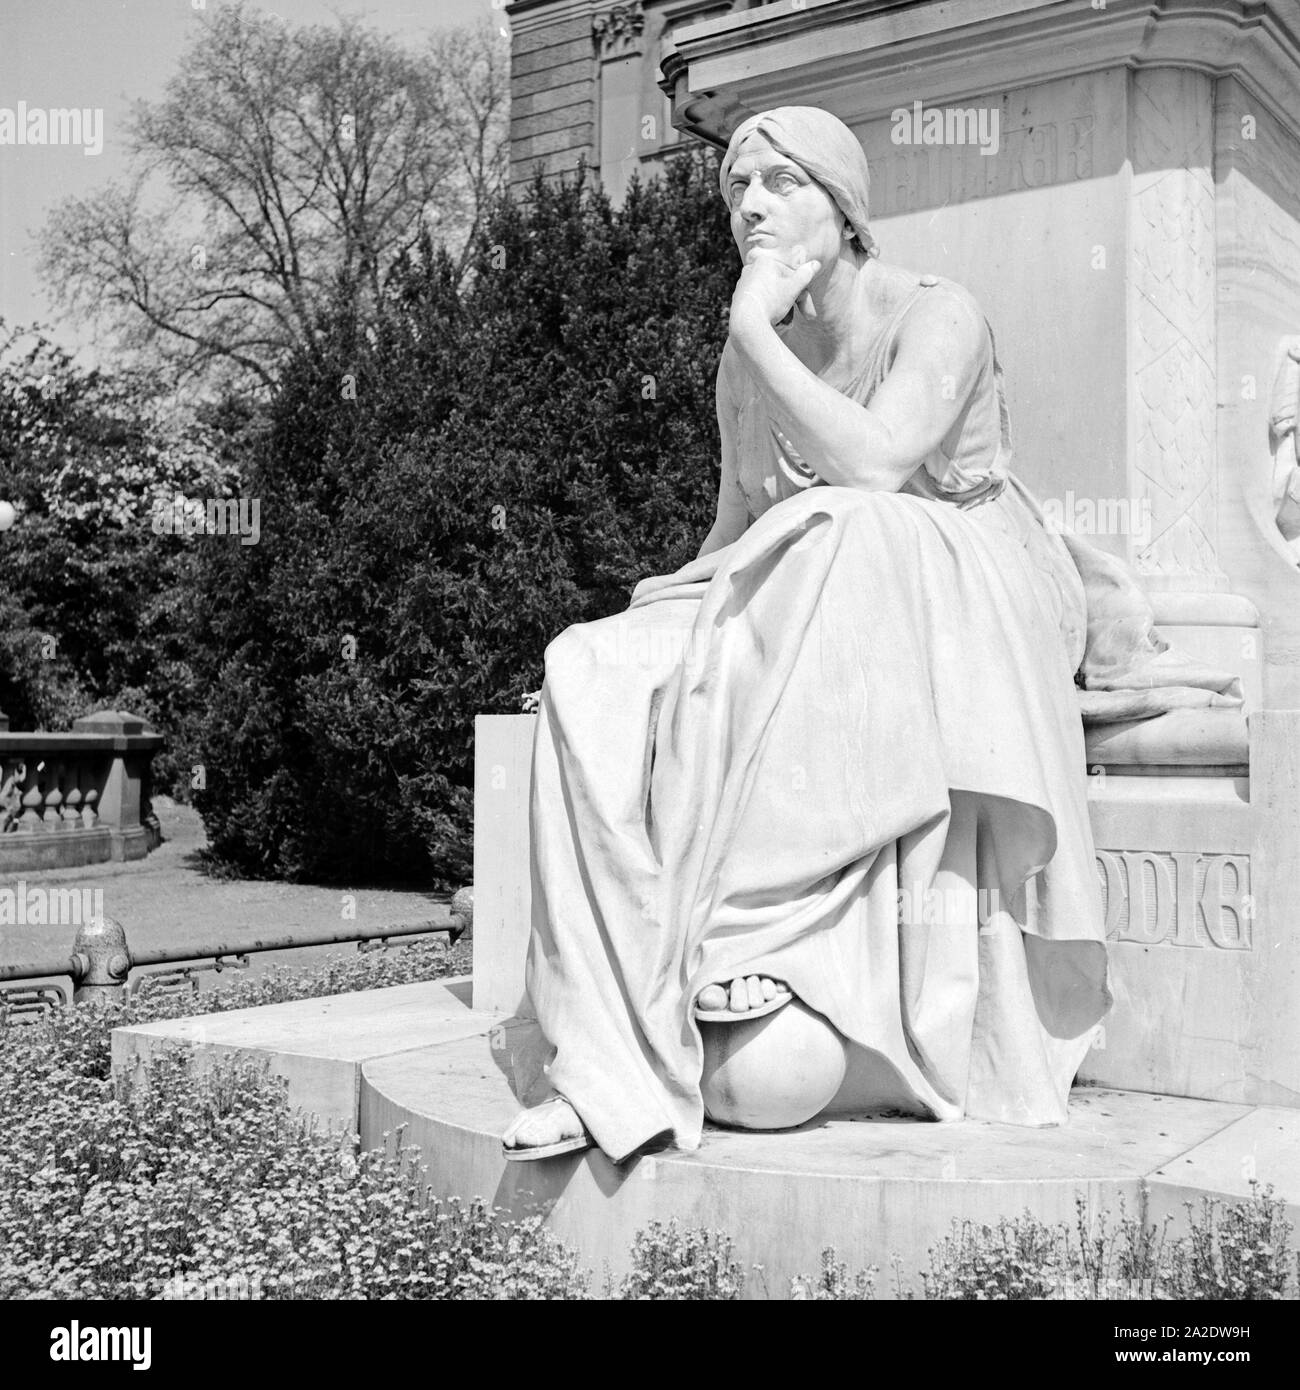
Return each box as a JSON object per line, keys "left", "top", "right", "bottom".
{"left": 507, "top": 0, "right": 592, "bottom": 36}
{"left": 662, "top": 0, "right": 1300, "bottom": 147}
{"left": 508, "top": 0, "right": 589, "bottom": 17}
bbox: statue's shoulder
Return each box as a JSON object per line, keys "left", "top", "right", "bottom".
{"left": 895, "top": 274, "right": 992, "bottom": 368}
{"left": 908, "top": 273, "right": 986, "bottom": 330}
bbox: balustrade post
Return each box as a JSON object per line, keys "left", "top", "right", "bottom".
{"left": 18, "top": 764, "right": 43, "bottom": 833}
{"left": 70, "top": 711, "right": 162, "bottom": 860}
{"left": 71, "top": 914, "right": 131, "bottom": 1005}
{"left": 450, "top": 886, "right": 474, "bottom": 942}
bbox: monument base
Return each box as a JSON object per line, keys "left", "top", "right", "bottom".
{"left": 112, "top": 979, "right": 1300, "bottom": 1298}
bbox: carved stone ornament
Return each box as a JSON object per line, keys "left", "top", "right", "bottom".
{"left": 593, "top": 2, "right": 645, "bottom": 60}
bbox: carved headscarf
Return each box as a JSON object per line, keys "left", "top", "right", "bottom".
{"left": 719, "top": 106, "right": 879, "bottom": 257}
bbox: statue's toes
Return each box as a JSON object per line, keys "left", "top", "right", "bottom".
{"left": 697, "top": 983, "right": 728, "bottom": 1012}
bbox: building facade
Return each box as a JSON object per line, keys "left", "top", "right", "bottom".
{"left": 506, "top": 0, "right": 755, "bottom": 199}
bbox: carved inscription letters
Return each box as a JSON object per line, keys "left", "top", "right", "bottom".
{"left": 1095, "top": 850, "right": 1251, "bottom": 949}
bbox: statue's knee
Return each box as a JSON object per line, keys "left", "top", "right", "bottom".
{"left": 545, "top": 623, "right": 584, "bottom": 664}
{"left": 700, "top": 1000, "right": 847, "bottom": 1131}
{"left": 544, "top": 622, "right": 600, "bottom": 682}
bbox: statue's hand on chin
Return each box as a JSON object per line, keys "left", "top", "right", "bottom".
{"left": 729, "top": 246, "right": 820, "bottom": 338}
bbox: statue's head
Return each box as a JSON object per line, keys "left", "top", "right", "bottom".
{"left": 719, "top": 106, "right": 878, "bottom": 267}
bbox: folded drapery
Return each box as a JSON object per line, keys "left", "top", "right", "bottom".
{"left": 528, "top": 485, "right": 1114, "bottom": 1160}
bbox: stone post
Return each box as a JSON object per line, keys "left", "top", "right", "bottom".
{"left": 70, "top": 710, "right": 163, "bottom": 862}
{"left": 472, "top": 714, "right": 536, "bottom": 1015}
{"left": 71, "top": 914, "right": 131, "bottom": 1005}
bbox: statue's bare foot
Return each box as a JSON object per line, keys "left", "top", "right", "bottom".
{"left": 696, "top": 976, "right": 791, "bottom": 1016}
{"left": 502, "top": 1096, "right": 590, "bottom": 1160}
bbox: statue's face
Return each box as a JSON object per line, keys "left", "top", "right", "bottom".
{"left": 725, "top": 132, "right": 845, "bottom": 269}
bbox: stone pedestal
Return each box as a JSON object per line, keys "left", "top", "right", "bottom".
{"left": 472, "top": 715, "right": 535, "bottom": 1015}
{"left": 70, "top": 710, "right": 163, "bottom": 862}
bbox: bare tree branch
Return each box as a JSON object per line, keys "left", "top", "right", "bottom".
{"left": 37, "top": 3, "right": 508, "bottom": 395}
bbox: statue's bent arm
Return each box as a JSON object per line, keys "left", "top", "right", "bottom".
{"left": 730, "top": 283, "right": 989, "bottom": 492}
{"left": 697, "top": 344, "right": 752, "bottom": 559}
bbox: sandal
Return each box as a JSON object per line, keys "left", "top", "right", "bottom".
{"left": 694, "top": 980, "right": 795, "bottom": 1024}
{"left": 502, "top": 1097, "right": 594, "bottom": 1162}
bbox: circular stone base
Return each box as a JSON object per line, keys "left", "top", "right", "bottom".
{"left": 358, "top": 1021, "right": 1258, "bottom": 1298}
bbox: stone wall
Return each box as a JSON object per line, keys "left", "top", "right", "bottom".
{"left": 508, "top": 0, "right": 747, "bottom": 197}
{"left": 852, "top": 70, "right": 1130, "bottom": 547}
{"left": 508, "top": 0, "right": 598, "bottom": 188}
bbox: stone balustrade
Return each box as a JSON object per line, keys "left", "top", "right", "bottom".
{"left": 0, "top": 710, "right": 165, "bottom": 870}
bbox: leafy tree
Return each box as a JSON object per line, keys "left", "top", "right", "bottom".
{"left": 189, "top": 150, "right": 736, "bottom": 885}
{"left": 0, "top": 321, "right": 237, "bottom": 787}
{"left": 38, "top": 4, "right": 508, "bottom": 395}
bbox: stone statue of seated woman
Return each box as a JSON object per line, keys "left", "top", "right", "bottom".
{"left": 501, "top": 107, "right": 1240, "bottom": 1163}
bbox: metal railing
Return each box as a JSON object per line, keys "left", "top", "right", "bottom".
{"left": 0, "top": 886, "right": 474, "bottom": 1009}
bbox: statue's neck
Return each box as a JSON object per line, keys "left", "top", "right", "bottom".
{"left": 783, "top": 258, "right": 897, "bottom": 380}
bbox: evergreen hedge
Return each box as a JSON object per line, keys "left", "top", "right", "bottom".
{"left": 190, "top": 151, "right": 735, "bottom": 886}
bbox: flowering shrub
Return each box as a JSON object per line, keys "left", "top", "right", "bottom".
{"left": 1175, "top": 1188, "right": 1294, "bottom": 1300}
{"left": 791, "top": 1248, "right": 877, "bottom": 1301}
{"left": 922, "top": 1212, "right": 1071, "bottom": 1300}
{"left": 0, "top": 1046, "right": 585, "bottom": 1300}
{"left": 0, "top": 321, "right": 243, "bottom": 789}
{"left": 920, "top": 1192, "right": 1296, "bottom": 1301}
{"left": 0, "top": 937, "right": 594, "bottom": 1300}
{"left": 616, "top": 1219, "right": 746, "bottom": 1300}
{"left": 4, "top": 940, "right": 1293, "bottom": 1300}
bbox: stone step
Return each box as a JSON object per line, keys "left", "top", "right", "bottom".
{"left": 111, "top": 980, "right": 1300, "bottom": 1296}
{"left": 359, "top": 1019, "right": 1299, "bottom": 1296}
{"left": 111, "top": 976, "right": 505, "bottom": 1133}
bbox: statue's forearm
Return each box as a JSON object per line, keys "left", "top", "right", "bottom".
{"left": 726, "top": 306, "right": 910, "bottom": 492}
{"left": 696, "top": 525, "right": 727, "bottom": 560}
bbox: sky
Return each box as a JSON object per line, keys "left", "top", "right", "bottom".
{"left": 0, "top": 0, "right": 497, "bottom": 347}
